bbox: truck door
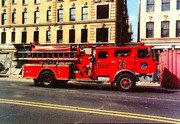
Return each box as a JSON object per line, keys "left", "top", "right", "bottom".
{"left": 135, "top": 48, "right": 156, "bottom": 74}
{"left": 95, "top": 51, "right": 111, "bottom": 81}
{"left": 114, "top": 49, "right": 134, "bottom": 71}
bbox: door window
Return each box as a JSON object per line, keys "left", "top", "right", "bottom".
{"left": 114, "top": 50, "right": 131, "bottom": 57}
{"left": 98, "top": 51, "right": 108, "bottom": 59}
{"left": 137, "top": 49, "right": 150, "bottom": 58}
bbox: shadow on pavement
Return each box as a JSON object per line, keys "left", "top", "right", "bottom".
{"left": 31, "top": 82, "right": 178, "bottom": 94}
{"left": 133, "top": 86, "right": 177, "bottom": 94}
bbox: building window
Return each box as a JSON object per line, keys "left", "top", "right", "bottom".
{"left": 12, "top": 12, "right": 16, "bottom": 23}
{"left": 1, "top": 13, "right": 6, "bottom": 25}
{"left": 34, "top": 0, "right": 40, "bottom": 4}
{"left": 176, "top": 21, "right": 180, "bottom": 37}
{"left": 57, "top": 9, "right": 63, "bottom": 22}
{"left": 70, "top": 8, "right": 76, "bottom": 21}
{"left": 1, "top": 32, "right": 6, "bottom": 44}
{"left": 146, "top": 22, "right": 154, "bottom": 38}
{"left": 34, "top": 31, "right": 39, "bottom": 43}
{"left": 147, "top": 0, "right": 154, "bottom": 12}
{"left": 82, "top": 6, "right": 88, "bottom": 20}
{"left": 96, "top": 28, "right": 109, "bottom": 42}
{"left": 162, "top": 0, "right": 170, "bottom": 11}
{"left": 2, "top": 0, "right": 7, "bottom": 6}
{"left": 57, "top": 30, "right": 63, "bottom": 43}
{"left": 161, "top": 21, "right": 169, "bottom": 37}
{"left": 12, "top": 0, "right": 16, "bottom": 4}
{"left": 97, "top": 5, "right": 109, "bottom": 19}
{"left": 11, "top": 31, "right": 15, "bottom": 43}
{"left": 177, "top": 0, "right": 180, "bottom": 10}
{"left": 69, "top": 29, "right": 75, "bottom": 43}
{"left": 47, "top": 10, "right": 51, "bottom": 22}
{"left": 22, "top": 12, "right": 27, "bottom": 24}
{"left": 22, "top": 0, "right": 28, "bottom": 5}
{"left": 21, "top": 31, "right": 27, "bottom": 44}
{"left": 46, "top": 30, "right": 51, "bottom": 42}
{"left": 34, "top": 11, "right": 40, "bottom": 23}
{"left": 81, "top": 29, "right": 88, "bottom": 43}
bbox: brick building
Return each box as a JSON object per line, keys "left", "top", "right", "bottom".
{"left": 0, "top": 0, "right": 130, "bottom": 46}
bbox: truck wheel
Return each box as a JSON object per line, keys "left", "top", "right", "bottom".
{"left": 33, "top": 79, "right": 40, "bottom": 86}
{"left": 39, "top": 70, "right": 55, "bottom": 88}
{"left": 116, "top": 73, "right": 136, "bottom": 92}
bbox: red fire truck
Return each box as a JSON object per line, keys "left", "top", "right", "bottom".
{"left": 18, "top": 43, "right": 158, "bottom": 92}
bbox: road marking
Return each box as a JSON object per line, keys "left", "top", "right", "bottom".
{"left": 0, "top": 98, "right": 179, "bottom": 123}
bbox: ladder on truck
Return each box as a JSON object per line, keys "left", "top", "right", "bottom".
{"left": 16, "top": 51, "right": 78, "bottom": 62}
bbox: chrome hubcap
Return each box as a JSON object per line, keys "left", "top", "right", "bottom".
{"left": 43, "top": 74, "right": 52, "bottom": 85}
{"left": 120, "top": 78, "right": 132, "bottom": 90}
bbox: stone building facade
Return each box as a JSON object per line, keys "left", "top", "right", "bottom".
{"left": 0, "top": 0, "right": 130, "bottom": 46}
{"left": 139, "top": 0, "right": 180, "bottom": 49}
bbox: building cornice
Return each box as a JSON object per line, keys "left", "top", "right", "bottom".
{"left": 141, "top": 38, "right": 180, "bottom": 43}
{"left": 0, "top": 19, "right": 116, "bottom": 28}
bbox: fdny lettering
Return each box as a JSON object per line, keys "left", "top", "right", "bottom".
{"left": 118, "top": 60, "right": 126, "bottom": 69}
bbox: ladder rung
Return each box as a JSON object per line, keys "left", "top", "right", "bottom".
{"left": 16, "top": 51, "right": 78, "bottom": 61}
{"left": 17, "top": 58, "right": 78, "bottom": 61}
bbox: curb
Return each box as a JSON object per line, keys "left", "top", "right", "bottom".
{"left": 136, "top": 81, "right": 161, "bottom": 87}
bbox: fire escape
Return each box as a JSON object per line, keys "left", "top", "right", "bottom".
{"left": 116, "top": 0, "right": 131, "bottom": 45}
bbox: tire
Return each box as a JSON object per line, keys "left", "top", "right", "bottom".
{"left": 116, "top": 73, "right": 136, "bottom": 92}
{"left": 33, "top": 79, "right": 40, "bottom": 86}
{"left": 39, "top": 70, "right": 55, "bottom": 88}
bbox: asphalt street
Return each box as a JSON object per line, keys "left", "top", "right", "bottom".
{"left": 0, "top": 77, "right": 180, "bottom": 123}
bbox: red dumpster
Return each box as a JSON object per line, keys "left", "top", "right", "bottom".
{"left": 159, "top": 50, "right": 180, "bottom": 88}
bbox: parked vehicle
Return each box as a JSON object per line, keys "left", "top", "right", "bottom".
{"left": 18, "top": 43, "right": 158, "bottom": 92}
{"left": 159, "top": 50, "right": 180, "bottom": 88}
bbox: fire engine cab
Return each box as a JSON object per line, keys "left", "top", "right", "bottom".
{"left": 18, "top": 43, "right": 158, "bottom": 92}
